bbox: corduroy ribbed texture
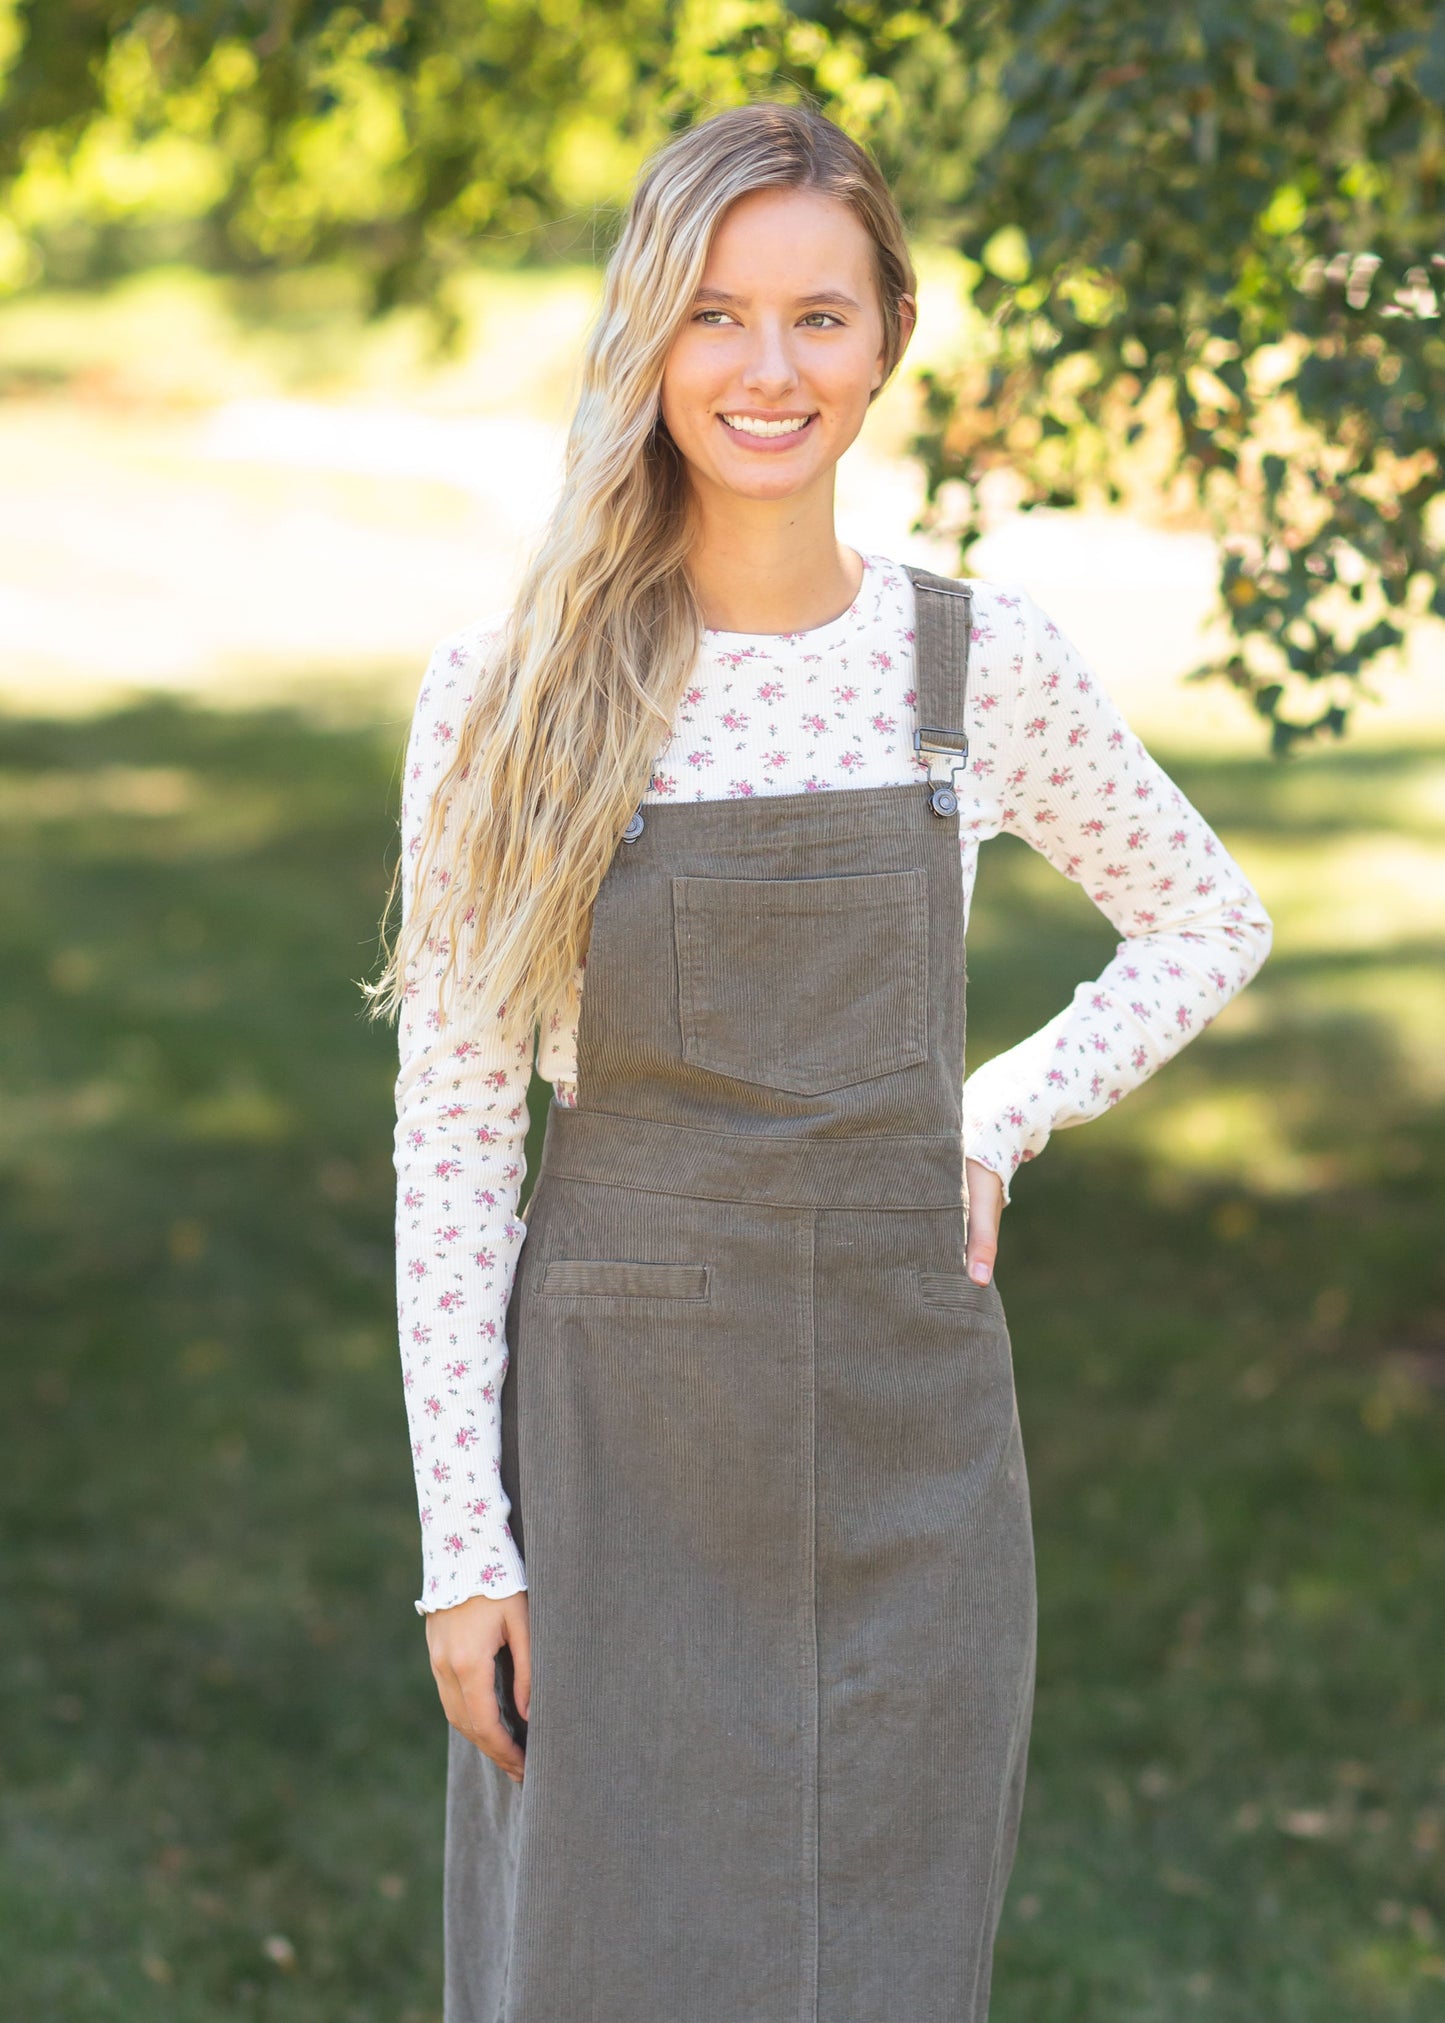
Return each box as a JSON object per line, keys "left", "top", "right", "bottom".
{"left": 442, "top": 570, "right": 1038, "bottom": 2022}
{"left": 395, "top": 557, "right": 1275, "bottom": 1615}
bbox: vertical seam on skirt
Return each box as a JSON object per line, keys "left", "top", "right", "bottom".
{"left": 492, "top": 1756, "right": 523, "bottom": 2021}
{"left": 801, "top": 1212, "right": 821, "bottom": 2023}
{"left": 965, "top": 1433, "right": 1038, "bottom": 2021}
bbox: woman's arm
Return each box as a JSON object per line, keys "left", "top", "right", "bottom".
{"left": 963, "top": 589, "right": 1274, "bottom": 1201}
{"left": 393, "top": 622, "right": 531, "bottom": 1615}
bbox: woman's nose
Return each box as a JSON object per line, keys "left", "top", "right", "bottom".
{"left": 740, "top": 324, "right": 799, "bottom": 394}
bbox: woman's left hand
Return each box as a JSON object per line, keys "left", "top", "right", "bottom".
{"left": 964, "top": 1159, "right": 1005, "bottom": 1284}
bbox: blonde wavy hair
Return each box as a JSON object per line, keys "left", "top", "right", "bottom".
{"left": 364, "top": 99, "right": 917, "bottom": 1046}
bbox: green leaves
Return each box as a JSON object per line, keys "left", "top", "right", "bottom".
{"left": 0, "top": 0, "right": 691, "bottom": 302}
{"left": 1, "top": 0, "right": 1438, "bottom": 745}
{"left": 876, "top": 0, "right": 1444, "bottom": 751}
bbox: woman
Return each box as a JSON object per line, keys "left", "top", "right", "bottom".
{"left": 370, "top": 101, "right": 1273, "bottom": 2023}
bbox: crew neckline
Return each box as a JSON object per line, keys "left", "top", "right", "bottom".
{"left": 701, "top": 550, "right": 879, "bottom": 650}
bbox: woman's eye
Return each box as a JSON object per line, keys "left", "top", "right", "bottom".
{"left": 691, "top": 309, "right": 843, "bottom": 328}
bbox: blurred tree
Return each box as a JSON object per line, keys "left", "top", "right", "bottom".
{"left": 1, "top": 0, "right": 1439, "bottom": 744}
{"left": 0, "top": 0, "right": 691, "bottom": 314}
{"left": 851, "top": 0, "right": 1445, "bottom": 749}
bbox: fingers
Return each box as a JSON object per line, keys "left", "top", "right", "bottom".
{"left": 504, "top": 1597, "right": 533, "bottom": 1723}
{"left": 466, "top": 1665, "right": 528, "bottom": 1783}
{"left": 425, "top": 1593, "right": 531, "bottom": 1783}
{"left": 964, "top": 1158, "right": 1005, "bottom": 1284}
{"left": 433, "top": 1651, "right": 527, "bottom": 1782}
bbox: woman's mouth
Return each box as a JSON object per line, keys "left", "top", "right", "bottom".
{"left": 717, "top": 412, "right": 818, "bottom": 448}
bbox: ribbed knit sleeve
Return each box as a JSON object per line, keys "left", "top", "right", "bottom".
{"left": 393, "top": 622, "right": 531, "bottom": 1613}
{"left": 390, "top": 559, "right": 1276, "bottom": 1615}
{"left": 961, "top": 590, "right": 1274, "bottom": 1204}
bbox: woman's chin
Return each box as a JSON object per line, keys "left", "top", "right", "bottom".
{"left": 695, "top": 454, "right": 833, "bottom": 505}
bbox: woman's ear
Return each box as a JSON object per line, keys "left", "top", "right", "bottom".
{"left": 873, "top": 293, "right": 919, "bottom": 392}
{"left": 895, "top": 292, "right": 919, "bottom": 362}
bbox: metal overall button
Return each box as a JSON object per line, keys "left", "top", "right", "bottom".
{"left": 622, "top": 807, "right": 646, "bottom": 842}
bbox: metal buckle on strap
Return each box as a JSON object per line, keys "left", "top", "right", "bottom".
{"left": 912, "top": 573, "right": 973, "bottom": 816}
{"left": 913, "top": 725, "right": 969, "bottom": 757}
{"left": 913, "top": 726, "right": 969, "bottom": 817}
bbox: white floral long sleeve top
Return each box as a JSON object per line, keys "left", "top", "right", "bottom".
{"left": 393, "top": 552, "right": 1273, "bottom": 1614}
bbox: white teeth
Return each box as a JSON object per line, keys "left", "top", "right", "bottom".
{"left": 721, "top": 414, "right": 813, "bottom": 437}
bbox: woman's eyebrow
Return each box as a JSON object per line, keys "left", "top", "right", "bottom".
{"left": 692, "top": 287, "right": 862, "bottom": 310}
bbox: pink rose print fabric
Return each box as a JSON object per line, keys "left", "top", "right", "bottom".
{"left": 393, "top": 553, "right": 1274, "bottom": 1614}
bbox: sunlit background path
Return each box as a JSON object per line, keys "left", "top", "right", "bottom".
{"left": 5, "top": 265, "right": 1442, "bottom": 750}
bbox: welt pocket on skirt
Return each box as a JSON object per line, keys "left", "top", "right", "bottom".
{"left": 539, "top": 1259, "right": 713, "bottom": 1302}
{"left": 914, "top": 1267, "right": 998, "bottom": 1309}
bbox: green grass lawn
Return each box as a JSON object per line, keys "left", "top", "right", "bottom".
{"left": 1, "top": 692, "right": 1441, "bottom": 2020}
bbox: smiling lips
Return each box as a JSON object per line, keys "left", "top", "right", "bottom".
{"left": 719, "top": 412, "right": 817, "bottom": 441}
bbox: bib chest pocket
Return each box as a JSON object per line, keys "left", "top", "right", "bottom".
{"left": 672, "top": 866, "right": 930, "bottom": 1099}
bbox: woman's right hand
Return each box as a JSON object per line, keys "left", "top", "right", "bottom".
{"left": 425, "top": 1590, "right": 532, "bottom": 1783}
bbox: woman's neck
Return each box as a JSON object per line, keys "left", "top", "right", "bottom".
{"left": 684, "top": 494, "right": 863, "bottom": 635}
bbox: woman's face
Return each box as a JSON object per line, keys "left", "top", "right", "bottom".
{"left": 658, "top": 184, "right": 912, "bottom": 511}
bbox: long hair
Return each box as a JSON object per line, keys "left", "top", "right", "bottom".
{"left": 363, "top": 100, "right": 917, "bottom": 1045}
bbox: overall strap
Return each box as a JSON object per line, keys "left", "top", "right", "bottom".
{"left": 903, "top": 564, "right": 975, "bottom": 816}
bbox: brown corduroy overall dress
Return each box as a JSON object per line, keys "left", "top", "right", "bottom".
{"left": 443, "top": 566, "right": 1038, "bottom": 2023}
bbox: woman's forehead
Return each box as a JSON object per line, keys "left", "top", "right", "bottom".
{"left": 700, "top": 189, "right": 879, "bottom": 289}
